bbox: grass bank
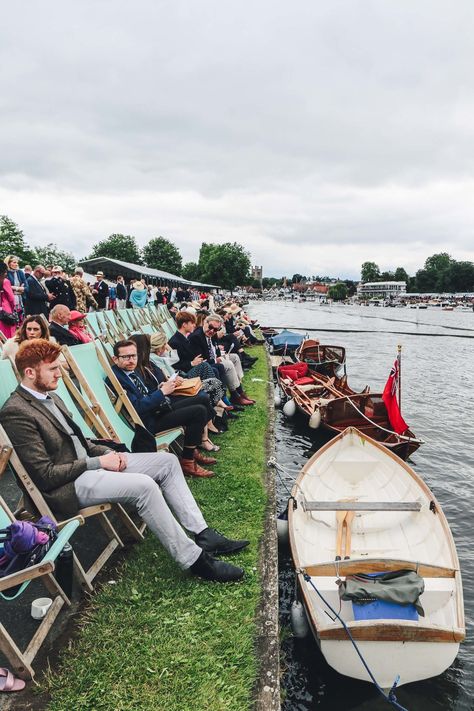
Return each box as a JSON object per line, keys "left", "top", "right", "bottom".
{"left": 42, "top": 347, "right": 270, "bottom": 711}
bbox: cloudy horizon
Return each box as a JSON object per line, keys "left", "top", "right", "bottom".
{"left": 2, "top": 1, "right": 474, "bottom": 280}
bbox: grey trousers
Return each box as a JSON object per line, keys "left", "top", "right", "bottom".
{"left": 74, "top": 451, "right": 206, "bottom": 569}
{"left": 220, "top": 353, "right": 244, "bottom": 391}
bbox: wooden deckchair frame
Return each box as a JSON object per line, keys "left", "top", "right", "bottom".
{"left": 0, "top": 487, "right": 83, "bottom": 680}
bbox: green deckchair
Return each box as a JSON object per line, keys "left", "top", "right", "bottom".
{"left": 0, "top": 360, "right": 142, "bottom": 591}
{"left": 0, "top": 492, "right": 82, "bottom": 680}
{"left": 62, "top": 343, "right": 182, "bottom": 452}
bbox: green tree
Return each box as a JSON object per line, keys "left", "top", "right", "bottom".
{"left": 394, "top": 267, "right": 409, "bottom": 282}
{"left": 198, "top": 242, "right": 251, "bottom": 291}
{"left": 87, "top": 234, "right": 142, "bottom": 264}
{"left": 291, "top": 274, "right": 305, "bottom": 283}
{"left": 142, "top": 236, "right": 182, "bottom": 275}
{"left": 448, "top": 261, "right": 474, "bottom": 292}
{"left": 33, "top": 243, "right": 76, "bottom": 273}
{"left": 0, "top": 215, "right": 36, "bottom": 264}
{"left": 181, "top": 262, "right": 201, "bottom": 282}
{"left": 327, "top": 282, "right": 348, "bottom": 301}
{"left": 343, "top": 279, "right": 357, "bottom": 296}
{"left": 361, "top": 261, "right": 380, "bottom": 283}
{"left": 380, "top": 270, "right": 395, "bottom": 281}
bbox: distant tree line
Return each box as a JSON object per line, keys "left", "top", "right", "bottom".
{"left": 0, "top": 216, "right": 253, "bottom": 290}
{"left": 361, "top": 254, "right": 474, "bottom": 292}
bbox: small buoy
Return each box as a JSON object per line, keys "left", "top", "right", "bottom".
{"left": 291, "top": 600, "right": 309, "bottom": 638}
{"left": 276, "top": 509, "right": 289, "bottom": 545}
{"left": 283, "top": 398, "right": 296, "bottom": 417}
{"left": 308, "top": 410, "right": 321, "bottom": 429}
{"left": 274, "top": 388, "right": 282, "bottom": 407}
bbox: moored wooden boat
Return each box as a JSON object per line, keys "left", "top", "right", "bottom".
{"left": 320, "top": 392, "right": 421, "bottom": 460}
{"left": 277, "top": 363, "right": 370, "bottom": 422}
{"left": 289, "top": 427, "right": 465, "bottom": 688}
{"left": 296, "top": 339, "right": 346, "bottom": 378}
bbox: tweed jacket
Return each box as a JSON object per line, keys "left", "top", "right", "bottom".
{"left": 0, "top": 386, "right": 109, "bottom": 516}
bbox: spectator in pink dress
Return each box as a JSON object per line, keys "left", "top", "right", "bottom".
{"left": 0, "top": 262, "right": 17, "bottom": 339}
{"left": 68, "top": 310, "right": 94, "bottom": 343}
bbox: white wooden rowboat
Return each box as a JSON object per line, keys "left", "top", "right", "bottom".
{"left": 288, "top": 427, "right": 465, "bottom": 687}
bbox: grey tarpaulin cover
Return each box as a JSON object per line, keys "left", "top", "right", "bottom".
{"left": 338, "top": 570, "right": 425, "bottom": 616}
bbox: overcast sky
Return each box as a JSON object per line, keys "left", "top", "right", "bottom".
{"left": 2, "top": 1, "right": 474, "bottom": 279}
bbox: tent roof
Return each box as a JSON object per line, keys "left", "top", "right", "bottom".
{"left": 78, "top": 257, "right": 220, "bottom": 289}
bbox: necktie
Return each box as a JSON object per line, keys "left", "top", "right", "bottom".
{"left": 128, "top": 372, "right": 148, "bottom": 395}
{"left": 207, "top": 337, "right": 216, "bottom": 361}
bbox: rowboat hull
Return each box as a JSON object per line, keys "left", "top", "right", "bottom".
{"left": 320, "top": 393, "right": 420, "bottom": 460}
{"left": 289, "top": 428, "right": 464, "bottom": 687}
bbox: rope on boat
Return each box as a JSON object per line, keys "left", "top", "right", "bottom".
{"left": 267, "top": 457, "right": 301, "bottom": 498}
{"left": 301, "top": 571, "right": 409, "bottom": 711}
{"left": 342, "top": 396, "right": 424, "bottom": 444}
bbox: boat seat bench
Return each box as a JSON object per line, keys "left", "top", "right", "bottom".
{"left": 302, "top": 501, "right": 422, "bottom": 512}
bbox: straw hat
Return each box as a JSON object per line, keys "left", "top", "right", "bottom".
{"left": 150, "top": 331, "right": 168, "bottom": 351}
{"left": 132, "top": 280, "right": 145, "bottom": 290}
{"left": 226, "top": 303, "right": 241, "bottom": 315}
{"left": 96, "top": 271, "right": 104, "bottom": 277}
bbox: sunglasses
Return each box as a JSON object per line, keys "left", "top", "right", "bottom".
{"left": 206, "top": 325, "right": 220, "bottom": 332}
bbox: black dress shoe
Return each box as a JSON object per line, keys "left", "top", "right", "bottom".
{"left": 195, "top": 527, "right": 250, "bottom": 555}
{"left": 189, "top": 551, "right": 244, "bottom": 582}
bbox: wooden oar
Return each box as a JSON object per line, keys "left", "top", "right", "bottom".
{"left": 335, "top": 510, "right": 346, "bottom": 561}
{"left": 343, "top": 511, "right": 355, "bottom": 560}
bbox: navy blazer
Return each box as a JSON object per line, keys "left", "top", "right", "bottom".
{"left": 49, "top": 322, "right": 81, "bottom": 347}
{"left": 168, "top": 331, "right": 196, "bottom": 372}
{"left": 188, "top": 327, "right": 221, "bottom": 364}
{"left": 24, "top": 274, "right": 50, "bottom": 317}
{"left": 109, "top": 365, "right": 168, "bottom": 432}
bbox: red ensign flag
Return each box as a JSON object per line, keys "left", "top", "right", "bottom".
{"left": 382, "top": 357, "right": 409, "bottom": 434}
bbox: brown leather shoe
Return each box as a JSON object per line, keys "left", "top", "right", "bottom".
{"left": 180, "top": 458, "right": 214, "bottom": 478}
{"left": 240, "top": 392, "right": 256, "bottom": 404}
{"left": 194, "top": 449, "right": 218, "bottom": 466}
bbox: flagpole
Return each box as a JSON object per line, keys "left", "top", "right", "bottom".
{"left": 397, "top": 344, "right": 402, "bottom": 412}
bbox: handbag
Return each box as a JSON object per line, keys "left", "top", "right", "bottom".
{"left": 0, "top": 310, "right": 18, "bottom": 325}
{"left": 131, "top": 423, "right": 157, "bottom": 453}
{"left": 0, "top": 516, "right": 58, "bottom": 595}
{"left": 173, "top": 377, "right": 202, "bottom": 397}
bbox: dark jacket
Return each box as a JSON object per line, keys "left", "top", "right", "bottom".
{"left": 188, "top": 327, "right": 221, "bottom": 364}
{"left": 45, "top": 277, "right": 76, "bottom": 310}
{"left": 24, "top": 274, "right": 50, "bottom": 317}
{"left": 168, "top": 331, "right": 196, "bottom": 372}
{"left": 116, "top": 282, "right": 127, "bottom": 300}
{"left": 0, "top": 386, "right": 108, "bottom": 516}
{"left": 93, "top": 280, "right": 109, "bottom": 309}
{"left": 109, "top": 365, "right": 168, "bottom": 432}
{"left": 49, "top": 321, "right": 81, "bottom": 347}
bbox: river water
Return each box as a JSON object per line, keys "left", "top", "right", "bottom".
{"left": 249, "top": 301, "right": 474, "bottom": 711}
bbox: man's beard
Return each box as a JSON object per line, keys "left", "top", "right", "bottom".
{"left": 33, "top": 371, "right": 57, "bottom": 393}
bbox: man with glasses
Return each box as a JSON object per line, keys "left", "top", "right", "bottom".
{"left": 0, "top": 339, "right": 248, "bottom": 582}
{"left": 111, "top": 340, "right": 216, "bottom": 478}
{"left": 189, "top": 315, "right": 255, "bottom": 407}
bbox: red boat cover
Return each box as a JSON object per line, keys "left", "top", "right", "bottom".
{"left": 278, "top": 362, "right": 309, "bottom": 382}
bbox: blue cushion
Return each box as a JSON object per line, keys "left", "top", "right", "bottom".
{"left": 352, "top": 599, "right": 419, "bottom": 621}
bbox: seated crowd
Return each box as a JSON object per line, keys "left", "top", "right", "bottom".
{"left": 0, "top": 257, "right": 262, "bottom": 586}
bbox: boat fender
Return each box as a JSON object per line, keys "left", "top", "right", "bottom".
{"left": 283, "top": 398, "right": 296, "bottom": 417}
{"left": 308, "top": 410, "right": 321, "bottom": 429}
{"left": 276, "top": 507, "right": 289, "bottom": 545}
{"left": 290, "top": 600, "right": 309, "bottom": 638}
{"left": 274, "top": 387, "right": 282, "bottom": 408}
